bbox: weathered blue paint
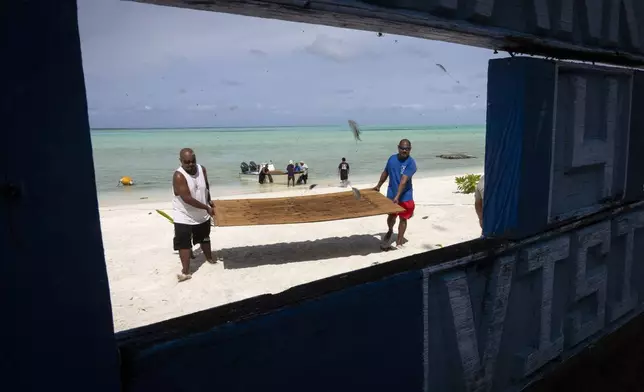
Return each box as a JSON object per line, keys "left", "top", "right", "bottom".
{"left": 625, "top": 71, "right": 644, "bottom": 203}
{"left": 485, "top": 58, "right": 638, "bottom": 239}
{"left": 5, "top": 0, "right": 644, "bottom": 391}
{"left": 118, "top": 202, "right": 644, "bottom": 392}
{"left": 130, "top": 0, "right": 644, "bottom": 66}
{"left": 121, "top": 272, "right": 424, "bottom": 391}
{"left": 483, "top": 58, "right": 557, "bottom": 239}
{"left": 1, "top": 0, "right": 120, "bottom": 390}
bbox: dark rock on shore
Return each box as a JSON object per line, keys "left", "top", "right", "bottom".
{"left": 436, "top": 153, "right": 475, "bottom": 160}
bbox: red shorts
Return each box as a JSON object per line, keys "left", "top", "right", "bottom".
{"left": 392, "top": 200, "right": 415, "bottom": 220}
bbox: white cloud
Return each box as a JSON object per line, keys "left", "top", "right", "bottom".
{"left": 304, "top": 34, "right": 362, "bottom": 62}
{"left": 392, "top": 103, "right": 425, "bottom": 110}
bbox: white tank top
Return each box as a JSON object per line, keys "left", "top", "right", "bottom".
{"left": 172, "top": 164, "right": 211, "bottom": 225}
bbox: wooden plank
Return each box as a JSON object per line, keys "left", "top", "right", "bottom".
{"left": 213, "top": 189, "right": 404, "bottom": 226}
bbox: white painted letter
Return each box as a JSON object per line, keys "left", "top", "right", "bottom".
{"left": 566, "top": 222, "right": 609, "bottom": 347}
{"left": 609, "top": 211, "right": 643, "bottom": 321}
{"left": 442, "top": 255, "right": 515, "bottom": 392}
{"left": 608, "top": 0, "right": 640, "bottom": 49}
{"left": 515, "top": 236, "right": 570, "bottom": 376}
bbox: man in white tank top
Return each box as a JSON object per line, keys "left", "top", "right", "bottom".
{"left": 173, "top": 148, "right": 215, "bottom": 282}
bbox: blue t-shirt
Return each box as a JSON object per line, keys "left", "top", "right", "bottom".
{"left": 385, "top": 154, "right": 417, "bottom": 202}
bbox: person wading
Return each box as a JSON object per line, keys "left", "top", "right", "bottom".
{"left": 373, "top": 139, "right": 417, "bottom": 250}
{"left": 172, "top": 148, "right": 215, "bottom": 282}
{"left": 286, "top": 160, "right": 295, "bottom": 187}
{"left": 338, "top": 157, "right": 350, "bottom": 186}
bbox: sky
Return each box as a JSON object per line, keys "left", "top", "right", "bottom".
{"left": 78, "top": 0, "right": 500, "bottom": 128}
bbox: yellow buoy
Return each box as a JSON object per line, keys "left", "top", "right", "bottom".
{"left": 119, "top": 176, "right": 134, "bottom": 186}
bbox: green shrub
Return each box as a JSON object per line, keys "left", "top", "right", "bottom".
{"left": 455, "top": 174, "right": 481, "bottom": 194}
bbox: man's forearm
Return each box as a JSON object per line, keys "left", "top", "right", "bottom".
{"left": 375, "top": 171, "right": 388, "bottom": 188}
{"left": 181, "top": 195, "right": 210, "bottom": 210}
{"left": 395, "top": 178, "right": 408, "bottom": 199}
{"left": 475, "top": 199, "right": 483, "bottom": 227}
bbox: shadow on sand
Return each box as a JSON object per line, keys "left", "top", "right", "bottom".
{"left": 215, "top": 234, "right": 385, "bottom": 269}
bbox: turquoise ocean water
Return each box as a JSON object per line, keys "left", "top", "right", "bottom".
{"left": 91, "top": 124, "right": 485, "bottom": 205}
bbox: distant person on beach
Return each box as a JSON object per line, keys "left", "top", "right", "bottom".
{"left": 474, "top": 174, "right": 485, "bottom": 234}
{"left": 286, "top": 160, "right": 295, "bottom": 187}
{"left": 373, "top": 139, "right": 417, "bottom": 250}
{"left": 338, "top": 158, "right": 350, "bottom": 186}
{"left": 172, "top": 148, "right": 215, "bottom": 282}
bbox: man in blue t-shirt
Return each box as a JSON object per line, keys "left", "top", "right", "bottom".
{"left": 373, "top": 139, "right": 417, "bottom": 250}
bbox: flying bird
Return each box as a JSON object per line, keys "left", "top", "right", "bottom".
{"left": 348, "top": 119, "right": 362, "bottom": 142}
{"left": 436, "top": 63, "right": 460, "bottom": 84}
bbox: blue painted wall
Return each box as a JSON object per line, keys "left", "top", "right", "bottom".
{"left": 485, "top": 58, "right": 643, "bottom": 239}
{"left": 4, "top": 2, "right": 644, "bottom": 392}
{"left": 118, "top": 203, "right": 644, "bottom": 392}
{"left": 483, "top": 58, "right": 557, "bottom": 239}
{"left": 1, "top": 1, "right": 120, "bottom": 390}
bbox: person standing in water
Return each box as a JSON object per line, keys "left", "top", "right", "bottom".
{"left": 286, "top": 160, "right": 295, "bottom": 187}
{"left": 373, "top": 139, "right": 417, "bottom": 250}
{"left": 338, "top": 157, "right": 350, "bottom": 186}
{"left": 299, "top": 161, "right": 309, "bottom": 184}
{"left": 172, "top": 148, "right": 215, "bottom": 282}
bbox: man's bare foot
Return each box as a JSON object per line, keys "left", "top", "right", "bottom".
{"left": 206, "top": 258, "right": 217, "bottom": 264}
{"left": 177, "top": 273, "right": 192, "bottom": 282}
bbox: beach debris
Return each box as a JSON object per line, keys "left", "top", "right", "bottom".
{"left": 422, "top": 216, "right": 428, "bottom": 219}
{"left": 436, "top": 153, "right": 475, "bottom": 160}
{"left": 347, "top": 119, "right": 362, "bottom": 142}
{"left": 436, "top": 63, "right": 460, "bottom": 84}
{"left": 436, "top": 244, "right": 443, "bottom": 248}
{"left": 156, "top": 209, "right": 174, "bottom": 224}
{"left": 351, "top": 187, "right": 361, "bottom": 200}
{"left": 309, "top": 184, "right": 318, "bottom": 190}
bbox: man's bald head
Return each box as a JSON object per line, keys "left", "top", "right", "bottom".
{"left": 180, "top": 148, "right": 194, "bottom": 159}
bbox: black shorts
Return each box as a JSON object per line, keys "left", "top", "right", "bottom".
{"left": 340, "top": 170, "right": 348, "bottom": 181}
{"left": 173, "top": 220, "right": 211, "bottom": 250}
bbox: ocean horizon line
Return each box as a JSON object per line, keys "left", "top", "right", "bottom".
{"left": 91, "top": 123, "right": 485, "bottom": 132}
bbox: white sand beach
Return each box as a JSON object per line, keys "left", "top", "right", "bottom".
{"left": 100, "top": 174, "right": 482, "bottom": 332}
